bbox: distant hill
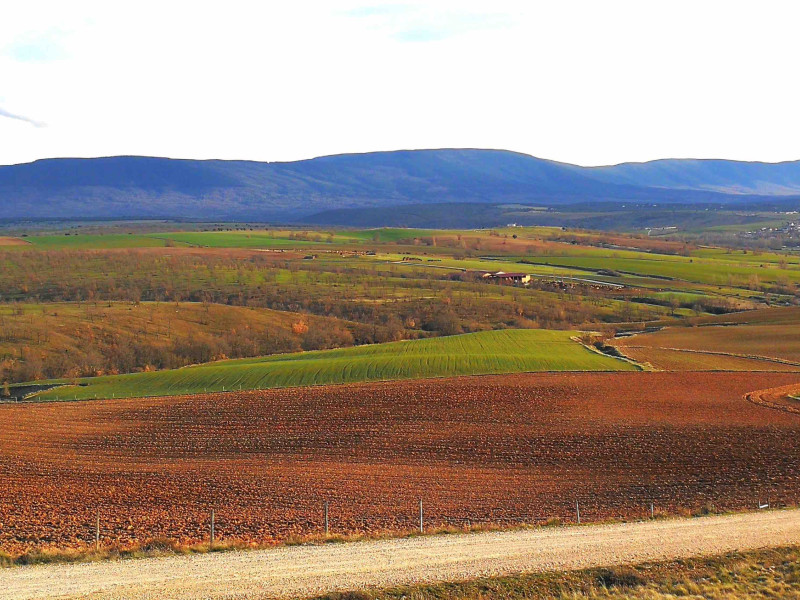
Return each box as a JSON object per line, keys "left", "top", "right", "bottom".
{"left": 301, "top": 200, "right": 800, "bottom": 231}
{"left": 582, "top": 159, "right": 800, "bottom": 196}
{"left": 1, "top": 150, "right": 799, "bottom": 222}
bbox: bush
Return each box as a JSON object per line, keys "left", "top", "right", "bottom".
{"left": 594, "top": 566, "right": 646, "bottom": 588}
{"left": 0, "top": 550, "right": 13, "bottom": 567}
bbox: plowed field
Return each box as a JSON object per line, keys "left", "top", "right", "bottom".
{"left": 614, "top": 321, "right": 800, "bottom": 370}
{"left": 746, "top": 383, "right": 800, "bottom": 415}
{"left": 1, "top": 372, "right": 799, "bottom": 554}
{"left": 613, "top": 346, "right": 800, "bottom": 371}
{"left": 0, "top": 237, "right": 28, "bottom": 247}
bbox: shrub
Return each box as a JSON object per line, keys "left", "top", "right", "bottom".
{"left": 594, "top": 566, "right": 646, "bottom": 588}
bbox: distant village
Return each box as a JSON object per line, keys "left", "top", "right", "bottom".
{"left": 739, "top": 220, "right": 799, "bottom": 240}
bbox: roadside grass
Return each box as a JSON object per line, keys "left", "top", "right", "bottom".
{"left": 31, "top": 329, "right": 637, "bottom": 401}
{"left": 0, "top": 522, "right": 551, "bottom": 568}
{"left": 2, "top": 514, "right": 798, "bottom": 600}
{"left": 0, "top": 538, "right": 249, "bottom": 567}
{"left": 317, "top": 546, "right": 800, "bottom": 600}
{"left": 1, "top": 506, "right": 736, "bottom": 568}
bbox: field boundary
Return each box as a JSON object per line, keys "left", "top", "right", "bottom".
{"left": 745, "top": 384, "right": 800, "bottom": 415}
{"left": 621, "top": 345, "right": 800, "bottom": 369}
{"left": 572, "top": 336, "right": 647, "bottom": 371}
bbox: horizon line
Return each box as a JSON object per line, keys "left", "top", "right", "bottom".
{"left": 2, "top": 148, "right": 800, "bottom": 169}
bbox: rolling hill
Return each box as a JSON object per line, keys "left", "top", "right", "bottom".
{"left": 1, "top": 150, "right": 799, "bottom": 222}
{"left": 27, "top": 328, "right": 637, "bottom": 401}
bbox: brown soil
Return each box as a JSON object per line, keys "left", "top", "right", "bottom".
{"left": 746, "top": 382, "right": 800, "bottom": 415}
{"left": 1, "top": 371, "right": 799, "bottom": 554}
{"left": 0, "top": 237, "right": 29, "bottom": 247}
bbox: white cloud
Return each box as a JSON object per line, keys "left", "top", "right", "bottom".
{"left": 342, "top": 3, "right": 516, "bottom": 42}
{"left": 0, "top": 107, "right": 46, "bottom": 128}
{"left": 0, "top": 0, "right": 798, "bottom": 166}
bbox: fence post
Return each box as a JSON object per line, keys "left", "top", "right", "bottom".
{"left": 575, "top": 500, "right": 581, "bottom": 524}
{"left": 95, "top": 511, "right": 100, "bottom": 551}
{"left": 419, "top": 498, "right": 423, "bottom": 533}
{"left": 650, "top": 502, "right": 654, "bottom": 519}
{"left": 210, "top": 508, "right": 215, "bottom": 545}
{"left": 324, "top": 500, "right": 329, "bottom": 536}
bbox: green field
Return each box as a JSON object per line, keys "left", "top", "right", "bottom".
{"left": 32, "top": 329, "right": 637, "bottom": 401}
{"left": 20, "top": 228, "right": 797, "bottom": 292}
{"left": 145, "top": 228, "right": 466, "bottom": 247}
{"left": 340, "top": 227, "right": 454, "bottom": 242}
{"left": 369, "top": 253, "right": 589, "bottom": 278}
{"left": 25, "top": 234, "right": 173, "bottom": 249}
{"left": 144, "top": 231, "right": 322, "bottom": 248}
{"left": 521, "top": 254, "right": 800, "bottom": 286}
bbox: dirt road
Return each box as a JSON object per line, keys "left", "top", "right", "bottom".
{"left": 2, "top": 510, "right": 799, "bottom": 600}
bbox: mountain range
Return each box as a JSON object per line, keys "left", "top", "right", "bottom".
{"left": 1, "top": 149, "right": 799, "bottom": 223}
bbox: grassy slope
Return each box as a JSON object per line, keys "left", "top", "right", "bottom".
{"left": 33, "top": 329, "right": 637, "bottom": 400}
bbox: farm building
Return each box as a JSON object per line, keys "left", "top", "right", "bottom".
{"left": 482, "top": 271, "right": 531, "bottom": 285}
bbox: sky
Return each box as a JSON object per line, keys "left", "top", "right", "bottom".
{"left": 1, "top": 0, "right": 798, "bottom": 167}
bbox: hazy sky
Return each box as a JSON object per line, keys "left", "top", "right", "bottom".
{"left": 1, "top": 0, "right": 798, "bottom": 166}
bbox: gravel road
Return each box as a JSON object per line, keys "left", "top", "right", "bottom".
{"left": 2, "top": 510, "right": 799, "bottom": 600}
